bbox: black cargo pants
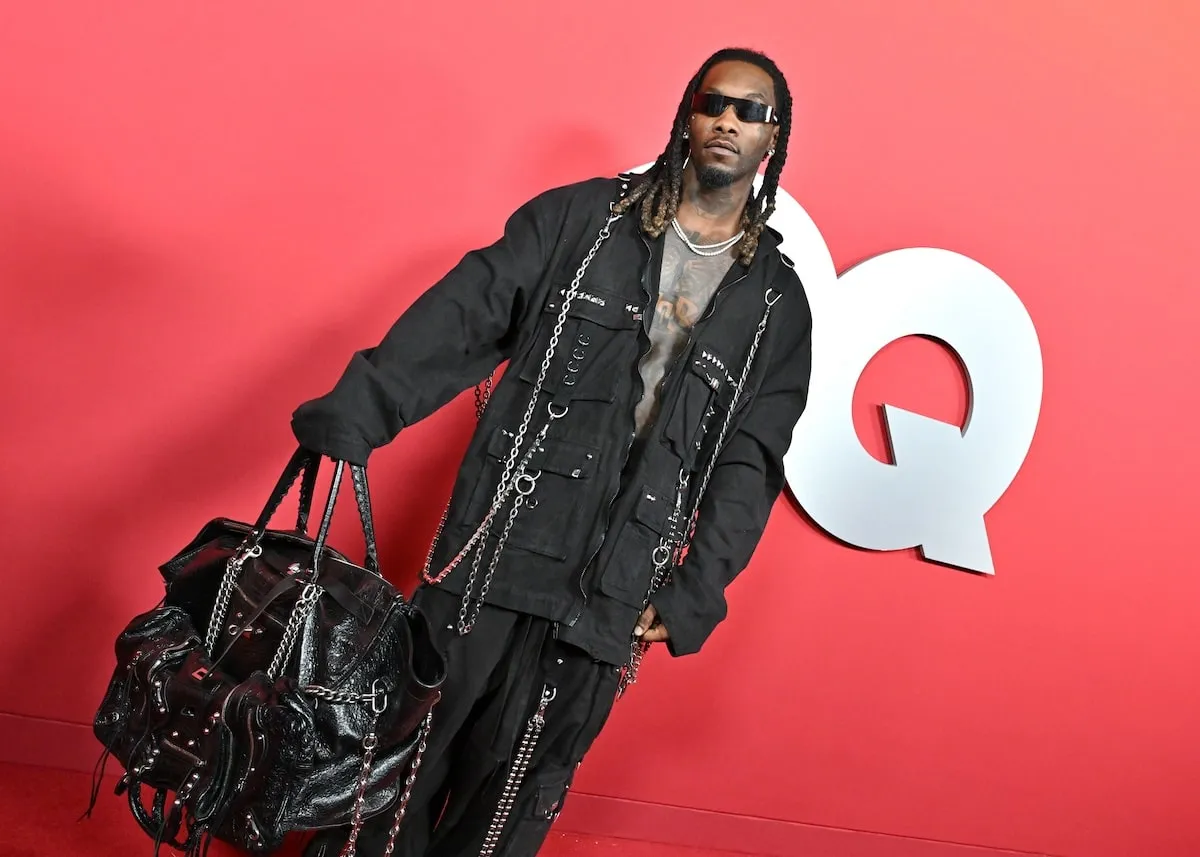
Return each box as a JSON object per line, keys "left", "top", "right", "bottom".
{"left": 304, "top": 585, "right": 622, "bottom": 857}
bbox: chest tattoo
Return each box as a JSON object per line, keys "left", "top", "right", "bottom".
{"left": 632, "top": 230, "right": 736, "bottom": 436}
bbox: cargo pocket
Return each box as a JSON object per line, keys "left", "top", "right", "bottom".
{"left": 598, "top": 485, "right": 671, "bottom": 607}
{"left": 493, "top": 767, "right": 574, "bottom": 856}
{"left": 463, "top": 427, "right": 600, "bottom": 561}
{"left": 662, "top": 343, "right": 750, "bottom": 470}
{"left": 518, "top": 284, "right": 640, "bottom": 405}
{"left": 534, "top": 771, "right": 571, "bottom": 822}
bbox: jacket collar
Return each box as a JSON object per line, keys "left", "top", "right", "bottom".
{"left": 615, "top": 172, "right": 785, "bottom": 274}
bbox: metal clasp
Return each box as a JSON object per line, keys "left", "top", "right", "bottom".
{"left": 370, "top": 678, "right": 388, "bottom": 715}
{"left": 233, "top": 542, "right": 263, "bottom": 567}
{"left": 514, "top": 471, "right": 541, "bottom": 496}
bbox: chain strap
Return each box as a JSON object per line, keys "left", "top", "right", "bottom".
{"left": 456, "top": 409, "right": 570, "bottom": 635}
{"left": 339, "top": 706, "right": 384, "bottom": 857}
{"left": 619, "top": 287, "right": 782, "bottom": 693}
{"left": 293, "top": 681, "right": 435, "bottom": 857}
{"left": 303, "top": 684, "right": 389, "bottom": 706}
{"left": 334, "top": 689, "right": 437, "bottom": 857}
{"left": 420, "top": 372, "right": 494, "bottom": 580}
{"left": 423, "top": 211, "right": 621, "bottom": 597}
{"left": 267, "top": 581, "right": 324, "bottom": 680}
{"left": 421, "top": 181, "right": 632, "bottom": 623}
{"left": 619, "top": 470, "right": 689, "bottom": 694}
{"left": 685, "top": 289, "right": 782, "bottom": 542}
{"left": 477, "top": 685, "right": 556, "bottom": 857}
{"left": 204, "top": 542, "right": 263, "bottom": 654}
{"left": 473, "top": 374, "right": 494, "bottom": 418}
{"left": 380, "top": 710, "right": 434, "bottom": 857}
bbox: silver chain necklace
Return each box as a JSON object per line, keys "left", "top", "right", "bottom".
{"left": 671, "top": 217, "right": 744, "bottom": 256}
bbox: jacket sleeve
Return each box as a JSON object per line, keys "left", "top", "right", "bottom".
{"left": 290, "top": 186, "right": 572, "bottom": 465}
{"left": 651, "top": 276, "right": 813, "bottom": 656}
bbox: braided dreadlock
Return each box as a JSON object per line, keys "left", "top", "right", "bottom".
{"left": 613, "top": 48, "right": 793, "bottom": 266}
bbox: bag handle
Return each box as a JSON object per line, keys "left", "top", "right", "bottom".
{"left": 264, "top": 458, "right": 380, "bottom": 679}
{"left": 248, "top": 447, "right": 319, "bottom": 536}
{"left": 296, "top": 453, "right": 320, "bottom": 533}
{"left": 309, "top": 459, "right": 379, "bottom": 579}
{"left": 204, "top": 449, "right": 382, "bottom": 659}
{"left": 241, "top": 447, "right": 379, "bottom": 573}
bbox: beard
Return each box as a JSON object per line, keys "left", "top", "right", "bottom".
{"left": 695, "top": 162, "right": 737, "bottom": 189}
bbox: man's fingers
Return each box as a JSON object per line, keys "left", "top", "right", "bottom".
{"left": 640, "top": 624, "right": 669, "bottom": 643}
{"left": 633, "top": 606, "right": 668, "bottom": 642}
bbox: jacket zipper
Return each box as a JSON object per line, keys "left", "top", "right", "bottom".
{"left": 659, "top": 267, "right": 749, "bottom": 405}
{"left": 561, "top": 242, "right": 750, "bottom": 630}
{"left": 700, "top": 265, "right": 749, "bottom": 324}
{"left": 562, "top": 233, "right": 658, "bottom": 630}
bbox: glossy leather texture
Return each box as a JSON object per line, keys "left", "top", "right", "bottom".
{"left": 92, "top": 449, "right": 446, "bottom": 856}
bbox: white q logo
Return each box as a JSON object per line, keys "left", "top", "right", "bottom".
{"left": 627, "top": 164, "right": 1044, "bottom": 574}
{"left": 765, "top": 183, "right": 1043, "bottom": 575}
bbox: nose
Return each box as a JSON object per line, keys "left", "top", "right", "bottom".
{"left": 713, "top": 105, "right": 741, "bottom": 134}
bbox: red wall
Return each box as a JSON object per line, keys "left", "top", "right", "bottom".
{"left": 2, "top": 3, "right": 1198, "bottom": 856}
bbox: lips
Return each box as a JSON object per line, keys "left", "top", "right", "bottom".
{"left": 705, "top": 139, "right": 739, "bottom": 154}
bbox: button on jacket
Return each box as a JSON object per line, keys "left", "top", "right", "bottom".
{"left": 292, "top": 174, "right": 813, "bottom": 664}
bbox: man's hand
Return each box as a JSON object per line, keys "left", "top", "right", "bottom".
{"left": 634, "top": 605, "right": 669, "bottom": 643}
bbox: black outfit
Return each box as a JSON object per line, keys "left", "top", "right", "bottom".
{"left": 305, "top": 587, "right": 619, "bottom": 857}
{"left": 294, "top": 174, "right": 812, "bottom": 856}
{"left": 293, "top": 174, "right": 813, "bottom": 662}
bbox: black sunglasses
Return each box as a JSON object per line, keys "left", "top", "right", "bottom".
{"left": 691, "top": 92, "right": 780, "bottom": 125}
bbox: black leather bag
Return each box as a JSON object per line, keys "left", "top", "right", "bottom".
{"left": 91, "top": 449, "right": 446, "bottom": 856}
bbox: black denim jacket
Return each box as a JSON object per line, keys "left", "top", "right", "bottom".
{"left": 291, "top": 175, "right": 813, "bottom": 663}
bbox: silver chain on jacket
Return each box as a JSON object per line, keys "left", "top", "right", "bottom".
{"left": 404, "top": 184, "right": 783, "bottom": 854}
{"left": 477, "top": 685, "right": 556, "bottom": 857}
{"left": 619, "top": 286, "right": 782, "bottom": 694}
{"left": 420, "top": 194, "right": 629, "bottom": 636}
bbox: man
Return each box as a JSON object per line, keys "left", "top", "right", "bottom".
{"left": 296, "top": 47, "right": 811, "bottom": 857}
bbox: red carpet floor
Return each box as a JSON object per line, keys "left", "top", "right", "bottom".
{"left": 0, "top": 762, "right": 758, "bottom": 857}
